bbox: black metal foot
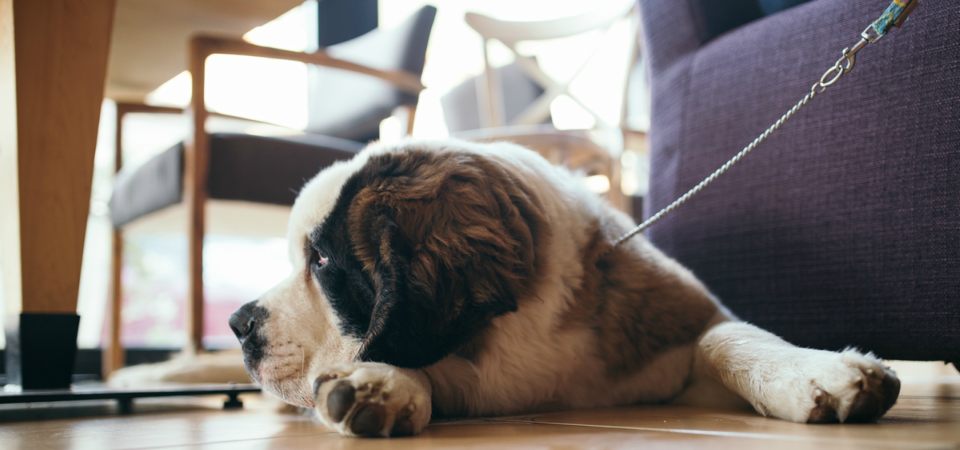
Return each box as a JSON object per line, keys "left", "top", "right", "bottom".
{"left": 118, "top": 398, "right": 133, "bottom": 414}
{"left": 223, "top": 393, "right": 243, "bottom": 409}
{"left": 5, "top": 313, "right": 80, "bottom": 389}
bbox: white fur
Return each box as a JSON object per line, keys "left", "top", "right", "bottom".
{"left": 314, "top": 362, "right": 432, "bottom": 437}
{"left": 693, "top": 321, "right": 897, "bottom": 422}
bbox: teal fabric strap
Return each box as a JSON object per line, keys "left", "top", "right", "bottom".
{"left": 871, "top": 0, "right": 918, "bottom": 36}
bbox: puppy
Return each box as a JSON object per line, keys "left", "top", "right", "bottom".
{"left": 229, "top": 139, "right": 900, "bottom": 437}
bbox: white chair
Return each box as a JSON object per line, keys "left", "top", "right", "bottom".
{"left": 460, "top": 0, "right": 640, "bottom": 211}
{"left": 465, "top": 0, "right": 637, "bottom": 131}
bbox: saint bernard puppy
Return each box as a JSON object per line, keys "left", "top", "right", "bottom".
{"left": 229, "top": 139, "right": 900, "bottom": 437}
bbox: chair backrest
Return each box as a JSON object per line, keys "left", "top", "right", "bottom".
{"left": 305, "top": 5, "right": 436, "bottom": 143}
{"left": 441, "top": 62, "right": 546, "bottom": 134}
{"left": 464, "top": 0, "right": 634, "bottom": 45}
{"left": 463, "top": 0, "right": 637, "bottom": 131}
{"left": 314, "top": 0, "right": 378, "bottom": 47}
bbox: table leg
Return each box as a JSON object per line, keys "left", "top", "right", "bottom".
{"left": 1, "top": 0, "right": 117, "bottom": 388}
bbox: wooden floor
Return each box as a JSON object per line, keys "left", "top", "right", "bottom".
{"left": 1, "top": 362, "right": 958, "bottom": 450}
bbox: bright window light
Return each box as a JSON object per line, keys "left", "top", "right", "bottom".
{"left": 379, "top": 116, "right": 404, "bottom": 145}
{"left": 243, "top": 6, "right": 310, "bottom": 52}
{"left": 550, "top": 95, "right": 597, "bottom": 131}
{"left": 583, "top": 174, "right": 611, "bottom": 194}
{"left": 145, "top": 4, "right": 310, "bottom": 130}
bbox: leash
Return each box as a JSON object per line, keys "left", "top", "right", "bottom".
{"left": 608, "top": 0, "right": 920, "bottom": 252}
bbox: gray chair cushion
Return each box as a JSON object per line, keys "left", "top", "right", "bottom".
{"left": 110, "top": 143, "right": 183, "bottom": 228}
{"left": 109, "top": 133, "right": 363, "bottom": 228}
{"left": 306, "top": 5, "right": 436, "bottom": 143}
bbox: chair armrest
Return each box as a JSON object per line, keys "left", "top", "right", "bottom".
{"left": 114, "top": 101, "right": 286, "bottom": 127}
{"left": 191, "top": 35, "right": 426, "bottom": 96}
{"left": 115, "top": 102, "right": 183, "bottom": 117}
{"left": 112, "top": 102, "right": 295, "bottom": 173}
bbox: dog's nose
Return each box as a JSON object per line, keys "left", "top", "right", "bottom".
{"left": 229, "top": 300, "right": 263, "bottom": 342}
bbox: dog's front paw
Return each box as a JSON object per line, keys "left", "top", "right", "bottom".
{"left": 803, "top": 350, "right": 900, "bottom": 423}
{"left": 312, "top": 362, "right": 431, "bottom": 437}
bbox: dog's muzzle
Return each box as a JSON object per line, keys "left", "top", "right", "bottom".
{"left": 229, "top": 300, "right": 269, "bottom": 376}
{"left": 229, "top": 300, "right": 264, "bottom": 342}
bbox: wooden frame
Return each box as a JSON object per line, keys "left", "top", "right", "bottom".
{"left": 103, "top": 36, "right": 425, "bottom": 375}
{"left": 103, "top": 103, "right": 182, "bottom": 377}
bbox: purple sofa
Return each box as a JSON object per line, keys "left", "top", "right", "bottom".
{"left": 639, "top": 0, "right": 959, "bottom": 363}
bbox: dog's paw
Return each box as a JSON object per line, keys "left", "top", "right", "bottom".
{"left": 801, "top": 350, "right": 900, "bottom": 423}
{"left": 312, "top": 362, "right": 431, "bottom": 437}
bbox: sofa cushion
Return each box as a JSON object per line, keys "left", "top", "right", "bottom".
{"left": 694, "top": 0, "right": 763, "bottom": 42}
{"left": 758, "top": 0, "right": 814, "bottom": 16}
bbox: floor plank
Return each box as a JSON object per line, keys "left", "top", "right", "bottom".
{"left": 525, "top": 397, "right": 960, "bottom": 448}
{"left": 0, "top": 381, "right": 957, "bottom": 450}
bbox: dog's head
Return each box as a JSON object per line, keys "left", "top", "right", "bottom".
{"left": 229, "top": 141, "right": 549, "bottom": 407}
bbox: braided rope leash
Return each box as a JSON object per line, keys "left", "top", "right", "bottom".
{"left": 607, "top": 0, "right": 920, "bottom": 252}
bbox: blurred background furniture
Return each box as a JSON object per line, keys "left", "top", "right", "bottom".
{"left": 445, "top": 0, "right": 639, "bottom": 211}
{"left": 639, "top": 0, "right": 960, "bottom": 363}
{"left": 104, "top": 6, "right": 437, "bottom": 375}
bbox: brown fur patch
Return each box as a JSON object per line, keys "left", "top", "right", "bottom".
{"left": 338, "top": 146, "right": 552, "bottom": 367}
{"left": 565, "top": 212, "right": 719, "bottom": 379}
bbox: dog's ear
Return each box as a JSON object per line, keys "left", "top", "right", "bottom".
{"left": 350, "top": 150, "right": 549, "bottom": 368}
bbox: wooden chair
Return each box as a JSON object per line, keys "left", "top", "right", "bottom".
{"left": 103, "top": 6, "right": 436, "bottom": 377}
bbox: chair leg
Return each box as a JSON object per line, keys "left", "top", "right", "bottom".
{"left": 478, "top": 40, "right": 506, "bottom": 128}
{"left": 186, "top": 199, "right": 205, "bottom": 356}
{"left": 104, "top": 102, "right": 129, "bottom": 379}
{"left": 606, "top": 155, "right": 627, "bottom": 213}
{"left": 102, "top": 228, "right": 125, "bottom": 378}
{"left": 184, "top": 137, "right": 207, "bottom": 356}
{"left": 185, "top": 37, "right": 212, "bottom": 356}
{"left": 405, "top": 105, "right": 417, "bottom": 136}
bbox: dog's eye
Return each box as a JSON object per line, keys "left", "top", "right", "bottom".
{"left": 311, "top": 246, "right": 328, "bottom": 271}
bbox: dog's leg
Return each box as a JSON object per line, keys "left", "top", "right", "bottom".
{"left": 312, "top": 362, "right": 432, "bottom": 437}
{"left": 693, "top": 321, "right": 900, "bottom": 423}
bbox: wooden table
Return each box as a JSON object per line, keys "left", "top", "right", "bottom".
{"left": 0, "top": 0, "right": 301, "bottom": 387}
